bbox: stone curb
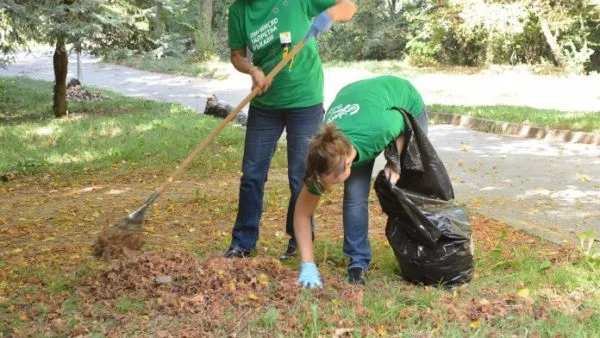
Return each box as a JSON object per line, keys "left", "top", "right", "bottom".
{"left": 429, "top": 111, "right": 600, "bottom": 146}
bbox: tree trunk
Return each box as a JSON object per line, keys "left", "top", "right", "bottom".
{"left": 538, "top": 14, "right": 566, "bottom": 67}
{"left": 151, "top": 1, "right": 163, "bottom": 40}
{"left": 198, "top": 0, "right": 213, "bottom": 57}
{"left": 388, "top": 0, "right": 396, "bottom": 16}
{"left": 485, "top": 29, "right": 495, "bottom": 66}
{"left": 53, "top": 37, "right": 68, "bottom": 118}
{"left": 200, "top": 0, "right": 212, "bottom": 34}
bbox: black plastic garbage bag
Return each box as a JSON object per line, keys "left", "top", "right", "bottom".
{"left": 385, "top": 109, "right": 454, "bottom": 201}
{"left": 374, "top": 108, "right": 474, "bottom": 286}
{"left": 375, "top": 172, "right": 474, "bottom": 286}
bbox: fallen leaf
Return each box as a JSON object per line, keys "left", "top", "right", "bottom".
{"left": 479, "top": 298, "right": 491, "bottom": 306}
{"left": 181, "top": 294, "right": 204, "bottom": 303}
{"left": 248, "top": 293, "right": 258, "bottom": 300}
{"left": 157, "top": 331, "right": 171, "bottom": 338}
{"left": 576, "top": 173, "right": 591, "bottom": 182}
{"left": 517, "top": 288, "right": 530, "bottom": 298}
{"left": 470, "top": 320, "right": 481, "bottom": 329}
{"left": 333, "top": 328, "right": 354, "bottom": 338}
{"left": 258, "top": 273, "right": 269, "bottom": 285}
{"left": 376, "top": 325, "right": 387, "bottom": 335}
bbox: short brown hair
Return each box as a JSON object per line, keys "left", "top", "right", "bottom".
{"left": 304, "top": 123, "right": 352, "bottom": 191}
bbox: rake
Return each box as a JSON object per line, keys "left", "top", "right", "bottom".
{"left": 94, "top": 40, "right": 307, "bottom": 254}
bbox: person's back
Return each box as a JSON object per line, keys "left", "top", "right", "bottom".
{"left": 295, "top": 75, "right": 430, "bottom": 287}
{"left": 328, "top": 75, "right": 425, "bottom": 120}
{"left": 324, "top": 75, "right": 426, "bottom": 166}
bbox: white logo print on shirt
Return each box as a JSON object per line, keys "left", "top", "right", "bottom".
{"left": 325, "top": 104, "right": 360, "bottom": 123}
{"left": 250, "top": 18, "right": 278, "bottom": 51}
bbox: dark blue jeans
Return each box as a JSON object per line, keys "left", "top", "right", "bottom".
{"left": 229, "top": 103, "right": 324, "bottom": 252}
{"left": 343, "top": 109, "right": 429, "bottom": 271}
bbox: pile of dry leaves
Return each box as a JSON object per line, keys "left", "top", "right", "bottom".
{"left": 67, "top": 79, "right": 107, "bottom": 102}
{"left": 81, "top": 251, "right": 303, "bottom": 334}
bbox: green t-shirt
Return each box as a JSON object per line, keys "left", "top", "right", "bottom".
{"left": 228, "top": 0, "right": 334, "bottom": 109}
{"left": 324, "top": 75, "right": 425, "bottom": 167}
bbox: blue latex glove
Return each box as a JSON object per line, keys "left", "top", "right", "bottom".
{"left": 304, "top": 12, "right": 333, "bottom": 42}
{"left": 297, "top": 262, "right": 323, "bottom": 289}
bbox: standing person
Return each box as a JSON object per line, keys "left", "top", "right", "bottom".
{"left": 224, "top": 0, "right": 356, "bottom": 259}
{"left": 293, "top": 75, "right": 430, "bottom": 287}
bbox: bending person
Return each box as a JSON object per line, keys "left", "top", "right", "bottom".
{"left": 294, "top": 75, "right": 429, "bottom": 287}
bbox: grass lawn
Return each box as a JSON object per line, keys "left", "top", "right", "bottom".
{"left": 0, "top": 76, "right": 263, "bottom": 177}
{"left": 103, "top": 53, "right": 232, "bottom": 80}
{"left": 0, "top": 76, "right": 599, "bottom": 336}
{"left": 430, "top": 104, "right": 600, "bottom": 133}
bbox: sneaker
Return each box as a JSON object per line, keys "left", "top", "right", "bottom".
{"left": 224, "top": 247, "right": 252, "bottom": 258}
{"left": 347, "top": 267, "right": 366, "bottom": 285}
{"left": 278, "top": 245, "right": 297, "bottom": 261}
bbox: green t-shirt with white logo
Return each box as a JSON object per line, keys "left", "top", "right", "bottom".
{"left": 228, "top": 0, "right": 335, "bottom": 109}
{"left": 324, "top": 75, "right": 425, "bottom": 167}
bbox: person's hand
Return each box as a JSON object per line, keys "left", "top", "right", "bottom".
{"left": 304, "top": 12, "right": 333, "bottom": 42}
{"left": 250, "top": 67, "right": 272, "bottom": 95}
{"left": 297, "top": 262, "right": 323, "bottom": 289}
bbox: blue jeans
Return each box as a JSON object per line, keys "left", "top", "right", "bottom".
{"left": 230, "top": 103, "right": 324, "bottom": 251}
{"left": 343, "top": 109, "right": 429, "bottom": 271}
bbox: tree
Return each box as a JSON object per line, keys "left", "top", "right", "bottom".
{"left": 47, "top": 0, "right": 155, "bottom": 117}
{"left": 198, "top": 0, "right": 213, "bottom": 58}
{"left": 0, "top": 1, "right": 39, "bottom": 67}
{"left": 1, "top": 0, "right": 154, "bottom": 117}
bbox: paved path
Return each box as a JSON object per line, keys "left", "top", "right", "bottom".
{"left": 2, "top": 51, "right": 599, "bottom": 246}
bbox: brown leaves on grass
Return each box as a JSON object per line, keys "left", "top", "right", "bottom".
{"left": 92, "top": 230, "right": 146, "bottom": 260}
{"left": 81, "top": 251, "right": 299, "bottom": 333}
{"left": 466, "top": 291, "right": 548, "bottom": 323}
{"left": 0, "top": 169, "right": 587, "bottom": 336}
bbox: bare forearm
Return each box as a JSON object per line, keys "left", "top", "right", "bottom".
{"left": 326, "top": 0, "right": 356, "bottom": 22}
{"left": 294, "top": 188, "right": 319, "bottom": 263}
{"left": 230, "top": 50, "right": 259, "bottom": 75}
{"left": 294, "top": 214, "right": 315, "bottom": 263}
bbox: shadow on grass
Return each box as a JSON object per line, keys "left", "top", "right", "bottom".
{"left": 0, "top": 76, "right": 250, "bottom": 177}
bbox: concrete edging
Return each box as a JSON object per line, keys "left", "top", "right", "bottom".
{"left": 429, "top": 111, "right": 600, "bottom": 146}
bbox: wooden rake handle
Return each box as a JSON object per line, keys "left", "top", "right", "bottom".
{"left": 154, "top": 39, "right": 307, "bottom": 195}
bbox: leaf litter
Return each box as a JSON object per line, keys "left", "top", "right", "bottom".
{"left": 78, "top": 251, "right": 306, "bottom": 334}
{"left": 0, "top": 170, "right": 594, "bottom": 336}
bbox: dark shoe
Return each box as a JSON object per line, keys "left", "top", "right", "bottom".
{"left": 347, "top": 267, "right": 367, "bottom": 285}
{"left": 224, "top": 247, "right": 251, "bottom": 258}
{"left": 278, "top": 246, "right": 297, "bottom": 261}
